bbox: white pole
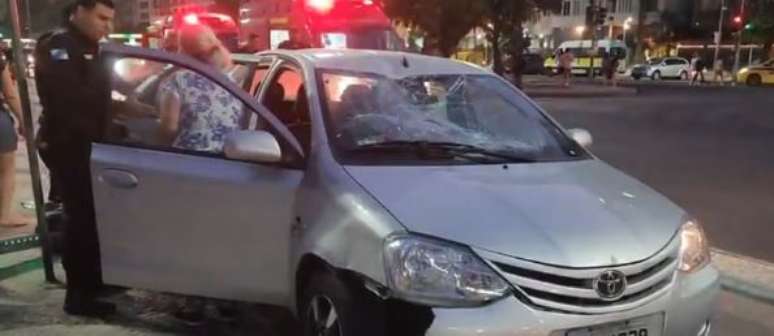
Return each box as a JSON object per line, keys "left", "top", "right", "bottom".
{"left": 714, "top": 0, "right": 727, "bottom": 65}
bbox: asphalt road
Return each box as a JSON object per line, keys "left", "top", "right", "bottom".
{"left": 536, "top": 85, "right": 774, "bottom": 262}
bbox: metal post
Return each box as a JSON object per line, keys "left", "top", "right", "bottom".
{"left": 732, "top": 0, "right": 746, "bottom": 76}
{"left": 748, "top": 45, "right": 754, "bottom": 65}
{"left": 6, "top": 0, "right": 57, "bottom": 282}
{"left": 589, "top": 0, "right": 598, "bottom": 79}
{"left": 23, "top": 0, "right": 32, "bottom": 36}
{"left": 714, "top": 0, "right": 727, "bottom": 65}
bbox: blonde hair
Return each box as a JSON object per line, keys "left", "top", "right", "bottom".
{"left": 178, "top": 24, "right": 217, "bottom": 56}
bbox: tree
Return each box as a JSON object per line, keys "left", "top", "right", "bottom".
{"left": 634, "top": 0, "right": 648, "bottom": 63}
{"left": 383, "top": 0, "right": 485, "bottom": 57}
{"left": 747, "top": 0, "right": 774, "bottom": 59}
{"left": 479, "top": 0, "right": 559, "bottom": 87}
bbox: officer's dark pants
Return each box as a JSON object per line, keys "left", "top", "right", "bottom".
{"left": 50, "top": 141, "right": 103, "bottom": 303}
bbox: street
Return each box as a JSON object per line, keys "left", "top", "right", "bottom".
{"left": 537, "top": 85, "right": 774, "bottom": 262}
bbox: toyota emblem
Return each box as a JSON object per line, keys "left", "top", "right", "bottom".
{"left": 593, "top": 270, "right": 627, "bottom": 301}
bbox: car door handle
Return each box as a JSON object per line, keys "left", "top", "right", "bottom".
{"left": 99, "top": 169, "right": 139, "bottom": 189}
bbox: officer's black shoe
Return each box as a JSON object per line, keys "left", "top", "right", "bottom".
{"left": 64, "top": 299, "right": 117, "bottom": 317}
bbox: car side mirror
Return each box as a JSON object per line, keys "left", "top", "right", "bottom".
{"left": 568, "top": 128, "right": 593, "bottom": 148}
{"left": 224, "top": 130, "right": 282, "bottom": 163}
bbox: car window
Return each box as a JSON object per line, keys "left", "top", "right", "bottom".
{"left": 106, "top": 57, "right": 264, "bottom": 159}
{"left": 261, "top": 65, "right": 312, "bottom": 155}
{"left": 665, "top": 59, "right": 681, "bottom": 66}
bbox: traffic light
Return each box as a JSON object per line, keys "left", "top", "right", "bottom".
{"left": 596, "top": 6, "right": 608, "bottom": 26}
{"left": 732, "top": 15, "right": 744, "bottom": 31}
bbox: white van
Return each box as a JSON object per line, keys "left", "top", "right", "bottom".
{"left": 545, "top": 39, "right": 629, "bottom": 75}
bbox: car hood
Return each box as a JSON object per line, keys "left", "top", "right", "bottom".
{"left": 345, "top": 160, "right": 684, "bottom": 268}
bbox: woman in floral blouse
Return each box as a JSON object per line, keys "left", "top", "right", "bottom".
{"left": 157, "top": 24, "right": 246, "bottom": 154}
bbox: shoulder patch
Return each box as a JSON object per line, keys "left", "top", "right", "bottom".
{"left": 50, "top": 48, "right": 69, "bottom": 61}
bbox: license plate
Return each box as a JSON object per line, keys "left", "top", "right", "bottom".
{"left": 566, "top": 314, "right": 664, "bottom": 336}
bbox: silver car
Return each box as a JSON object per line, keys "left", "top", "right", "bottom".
{"left": 95, "top": 45, "right": 718, "bottom": 336}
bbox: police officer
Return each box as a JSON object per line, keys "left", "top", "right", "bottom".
{"left": 35, "top": 0, "right": 116, "bottom": 317}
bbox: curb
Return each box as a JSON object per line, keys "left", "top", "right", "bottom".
{"left": 711, "top": 249, "right": 774, "bottom": 306}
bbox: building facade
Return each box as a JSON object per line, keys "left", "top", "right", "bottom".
{"left": 114, "top": 0, "right": 152, "bottom": 32}
{"left": 528, "top": 0, "right": 725, "bottom": 50}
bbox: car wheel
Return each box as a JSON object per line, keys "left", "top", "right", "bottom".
{"left": 747, "top": 74, "right": 762, "bottom": 86}
{"left": 300, "top": 272, "right": 385, "bottom": 336}
{"left": 680, "top": 71, "right": 689, "bottom": 80}
{"left": 632, "top": 75, "right": 641, "bottom": 80}
{"left": 651, "top": 71, "right": 662, "bottom": 81}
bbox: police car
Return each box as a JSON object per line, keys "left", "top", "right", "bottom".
{"left": 737, "top": 59, "right": 774, "bottom": 86}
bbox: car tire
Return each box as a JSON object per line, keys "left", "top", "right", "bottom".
{"left": 747, "top": 74, "right": 762, "bottom": 87}
{"left": 632, "top": 75, "right": 641, "bottom": 80}
{"left": 680, "top": 71, "right": 689, "bottom": 80}
{"left": 651, "top": 71, "right": 662, "bottom": 81}
{"left": 300, "top": 271, "right": 386, "bottom": 336}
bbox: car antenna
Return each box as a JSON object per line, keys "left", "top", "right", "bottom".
{"left": 402, "top": 56, "right": 410, "bottom": 68}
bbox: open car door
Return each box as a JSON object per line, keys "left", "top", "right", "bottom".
{"left": 92, "top": 44, "right": 305, "bottom": 305}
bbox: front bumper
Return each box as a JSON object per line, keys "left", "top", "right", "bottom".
{"left": 425, "top": 265, "right": 719, "bottom": 336}
{"left": 631, "top": 67, "right": 652, "bottom": 78}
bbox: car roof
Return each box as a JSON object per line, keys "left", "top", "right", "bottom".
{"left": 234, "top": 49, "right": 488, "bottom": 78}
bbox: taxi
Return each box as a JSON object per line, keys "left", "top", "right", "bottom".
{"left": 737, "top": 59, "right": 774, "bottom": 86}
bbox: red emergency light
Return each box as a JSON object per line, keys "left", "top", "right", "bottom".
{"left": 183, "top": 14, "right": 200, "bottom": 25}
{"left": 307, "top": 0, "right": 334, "bottom": 13}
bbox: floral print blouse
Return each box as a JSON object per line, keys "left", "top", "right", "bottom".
{"left": 159, "top": 69, "right": 245, "bottom": 153}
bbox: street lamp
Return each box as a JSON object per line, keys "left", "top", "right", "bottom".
{"left": 575, "top": 25, "right": 586, "bottom": 36}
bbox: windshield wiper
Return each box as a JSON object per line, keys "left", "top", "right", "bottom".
{"left": 348, "top": 141, "right": 536, "bottom": 163}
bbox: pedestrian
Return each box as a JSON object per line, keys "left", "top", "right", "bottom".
{"left": 690, "top": 53, "right": 705, "bottom": 86}
{"left": 0, "top": 48, "right": 33, "bottom": 228}
{"left": 558, "top": 49, "right": 575, "bottom": 87}
{"left": 713, "top": 57, "right": 725, "bottom": 86}
{"left": 34, "top": 0, "right": 117, "bottom": 317}
{"left": 602, "top": 51, "right": 619, "bottom": 87}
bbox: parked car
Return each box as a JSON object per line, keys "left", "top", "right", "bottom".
{"left": 631, "top": 57, "right": 691, "bottom": 80}
{"left": 737, "top": 59, "right": 774, "bottom": 86}
{"left": 97, "top": 44, "right": 718, "bottom": 336}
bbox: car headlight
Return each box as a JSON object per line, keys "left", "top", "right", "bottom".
{"left": 679, "top": 219, "right": 711, "bottom": 273}
{"left": 384, "top": 234, "right": 511, "bottom": 307}
{"left": 739, "top": 67, "right": 749, "bottom": 75}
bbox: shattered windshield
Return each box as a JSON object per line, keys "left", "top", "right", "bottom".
{"left": 319, "top": 71, "right": 579, "bottom": 164}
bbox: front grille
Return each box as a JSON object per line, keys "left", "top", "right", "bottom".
{"left": 483, "top": 238, "right": 680, "bottom": 315}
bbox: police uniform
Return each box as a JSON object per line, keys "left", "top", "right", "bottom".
{"left": 35, "top": 23, "right": 112, "bottom": 313}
